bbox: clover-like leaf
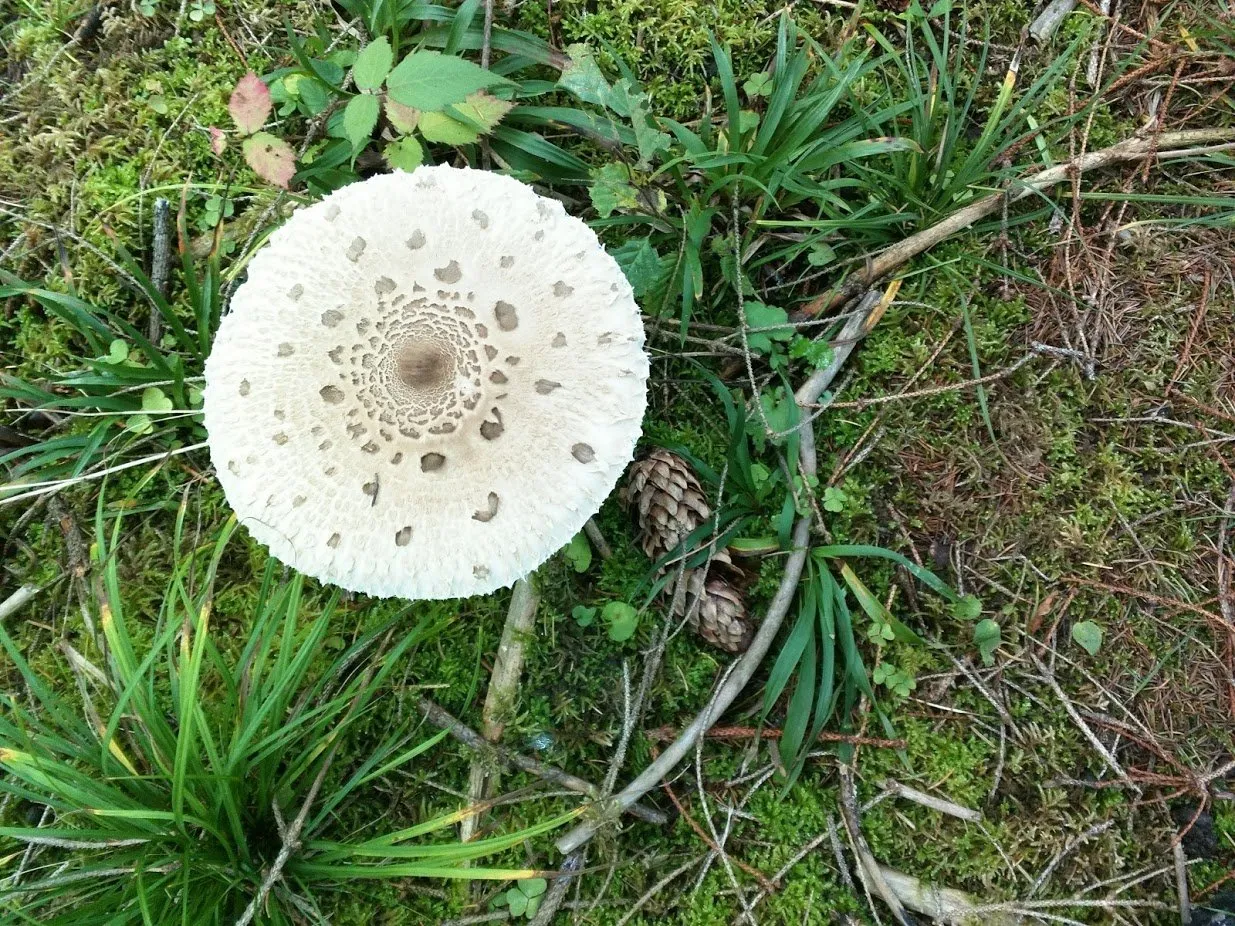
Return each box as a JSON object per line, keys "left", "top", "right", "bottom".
{"left": 1072, "top": 620, "right": 1103, "bottom": 656}
{"left": 603, "top": 601, "right": 639, "bottom": 642}
{"left": 141, "top": 387, "right": 173, "bottom": 413}
{"left": 743, "top": 71, "right": 773, "bottom": 98}
{"left": 520, "top": 878, "right": 547, "bottom": 899}
{"left": 563, "top": 532, "right": 592, "bottom": 573}
{"left": 242, "top": 132, "right": 296, "bottom": 188}
{"left": 571, "top": 605, "right": 597, "bottom": 628}
{"left": 228, "top": 71, "right": 271, "bottom": 135}
{"left": 125, "top": 413, "right": 153, "bottom": 435}
{"left": 507, "top": 891, "right": 527, "bottom": 917}
{"left": 950, "top": 594, "right": 983, "bottom": 621}
{"left": 105, "top": 339, "right": 129, "bottom": 364}
{"left": 974, "top": 619, "right": 1001, "bottom": 666}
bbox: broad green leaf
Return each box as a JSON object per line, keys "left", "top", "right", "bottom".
{"left": 974, "top": 619, "right": 1001, "bottom": 666}
{"left": 602, "top": 601, "right": 639, "bottom": 642}
{"left": 610, "top": 237, "right": 662, "bottom": 297}
{"left": 557, "top": 44, "right": 617, "bottom": 111}
{"left": 570, "top": 605, "right": 596, "bottom": 628}
{"left": 228, "top": 71, "right": 271, "bottom": 135}
{"left": 343, "top": 94, "right": 380, "bottom": 151}
{"left": 386, "top": 51, "right": 511, "bottom": 112}
{"left": 418, "top": 110, "right": 479, "bottom": 145}
{"left": 352, "top": 37, "right": 393, "bottom": 91}
{"left": 106, "top": 339, "right": 129, "bottom": 363}
{"left": 743, "top": 301, "right": 793, "bottom": 354}
{"left": 588, "top": 163, "right": 639, "bottom": 218}
{"left": 562, "top": 532, "right": 592, "bottom": 573}
{"left": 1072, "top": 620, "right": 1103, "bottom": 656}
{"left": 384, "top": 136, "right": 424, "bottom": 172}
{"left": 242, "top": 132, "right": 296, "bottom": 188}
{"left": 385, "top": 98, "right": 420, "bottom": 134}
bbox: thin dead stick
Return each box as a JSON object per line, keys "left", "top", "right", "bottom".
{"left": 415, "top": 697, "right": 665, "bottom": 825}
{"left": 0, "top": 585, "right": 39, "bottom": 623}
{"left": 880, "top": 778, "right": 983, "bottom": 823}
{"left": 647, "top": 724, "right": 904, "bottom": 750}
{"left": 839, "top": 766, "right": 908, "bottom": 925}
{"left": 554, "top": 304, "right": 877, "bottom": 856}
{"left": 796, "top": 128, "right": 1235, "bottom": 319}
{"left": 149, "top": 198, "right": 172, "bottom": 342}
{"left": 461, "top": 576, "right": 540, "bottom": 844}
{"left": 877, "top": 867, "right": 1021, "bottom": 925}
{"left": 816, "top": 353, "right": 1036, "bottom": 410}
{"left": 527, "top": 849, "right": 586, "bottom": 926}
{"left": 583, "top": 518, "right": 613, "bottom": 559}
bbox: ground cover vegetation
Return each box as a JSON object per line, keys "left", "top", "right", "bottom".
{"left": 1, "top": 0, "right": 1234, "bottom": 922}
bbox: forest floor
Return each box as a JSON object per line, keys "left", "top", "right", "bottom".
{"left": 2, "top": 0, "right": 1235, "bottom": 924}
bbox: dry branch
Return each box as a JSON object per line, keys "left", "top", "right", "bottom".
{"left": 796, "top": 128, "right": 1235, "bottom": 320}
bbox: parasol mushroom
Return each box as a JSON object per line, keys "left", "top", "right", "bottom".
{"left": 203, "top": 166, "right": 648, "bottom": 599}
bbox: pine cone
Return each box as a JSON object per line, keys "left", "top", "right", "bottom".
{"left": 626, "top": 450, "right": 755, "bottom": 654}
{"left": 623, "top": 449, "right": 711, "bottom": 562}
{"left": 670, "top": 550, "right": 754, "bottom": 654}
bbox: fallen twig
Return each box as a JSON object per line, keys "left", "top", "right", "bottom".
{"left": 646, "top": 724, "right": 904, "bottom": 750}
{"left": 0, "top": 585, "right": 39, "bottom": 624}
{"left": 148, "top": 198, "right": 172, "bottom": 342}
{"left": 463, "top": 576, "right": 539, "bottom": 845}
{"left": 416, "top": 697, "right": 667, "bottom": 826}
{"left": 796, "top": 128, "right": 1235, "bottom": 320}
{"left": 880, "top": 778, "right": 983, "bottom": 823}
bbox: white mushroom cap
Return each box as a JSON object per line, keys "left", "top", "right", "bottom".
{"left": 203, "top": 166, "right": 648, "bottom": 599}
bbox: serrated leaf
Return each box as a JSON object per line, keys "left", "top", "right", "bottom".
{"left": 602, "top": 601, "right": 639, "bottom": 642}
{"left": 974, "top": 619, "right": 1001, "bottom": 666}
{"left": 242, "top": 132, "right": 296, "bottom": 188}
{"left": 588, "top": 163, "right": 639, "bottom": 218}
{"left": 352, "top": 37, "right": 393, "bottom": 91}
{"left": 562, "top": 532, "right": 592, "bottom": 573}
{"left": 610, "top": 237, "right": 662, "bottom": 297}
{"left": 558, "top": 44, "right": 618, "bottom": 111}
{"left": 141, "top": 387, "right": 172, "bottom": 413}
{"left": 384, "top": 136, "right": 424, "bottom": 172}
{"left": 228, "top": 71, "right": 271, "bottom": 135}
{"left": 384, "top": 98, "right": 420, "bottom": 134}
{"left": 343, "top": 94, "right": 380, "bottom": 151}
{"left": 386, "top": 51, "right": 510, "bottom": 112}
{"left": 451, "top": 92, "right": 513, "bottom": 133}
{"left": 1072, "top": 620, "right": 1103, "bottom": 656}
{"left": 418, "top": 110, "right": 479, "bottom": 145}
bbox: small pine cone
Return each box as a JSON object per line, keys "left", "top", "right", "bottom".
{"left": 623, "top": 449, "right": 711, "bottom": 562}
{"left": 667, "top": 550, "right": 754, "bottom": 654}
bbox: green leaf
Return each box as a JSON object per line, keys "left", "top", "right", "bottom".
{"left": 806, "top": 243, "right": 836, "bottom": 267}
{"left": 743, "top": 302, "right": 793, "bottom": 354}
{"left": 520, "top": 878, "right": 547, "bottom": 898}
{"left": 242, "top": 132, "right": 296, "bottom": 188}
{"left": 743, "top": 71, "right": 773, "bottom": 98}
{"left": 507, "top": 891, "right": 527, "bottom": 917}
{"left": 418, "top": 110, "right": 480, "bottom": 145}
{"left": 822, "top": 486, "right": 847, "bottom": 513}
{"left": 602, "top": 602, "right": 639, "bottom": 642}
{"left": 562, "top": 532, "right": 592, "bottom": 573}
{"left": 141, "top": 387, "right": 173, "bottom": 413}
{"left": 386, "top": 51, "right": 511, "bottom": 112}
{"left": 571, "top": 605, "right": 596, "bottom": 628}
{"left": 106, "top": 339, "right": 129, "bottom": 363}
{"left": 125, "top": 413, "right": 153, "bottom": 435}
{"left": 384, "top": 136, "right": 424, "bottom": 172}
{"left": 525, "top": 895, "right": 542, "bottom": 919}
{"left": 558, "top": 45, "right": 616, "bottom": 110}
{"left": 588, "top": 163, "right": 639, "bottom": 218}
{"left": 352, "top": 37, "right": 393, "bottom": 91}
{"left": 974, "top": 619, "right": 1001, "bottom": 666}
{"left": 1072, "top": 620, "right": 1103, "bottom": 656}
{"left": 385, "top": 98, "right": 420, "bottom": 134}
{"left": 451, "top": 92, "right": 514, "bottom": 134}
{"left": 610, "top": 237, "right": 662, "bottom": 297}
{"left": 788, "top": 335, "right": 833, "bottom": 369}
{"left": 343, "top": 94, "right": 380, "bottom": 151}
{"left": 950, "top": 594, "right": 983, "bottom": 621}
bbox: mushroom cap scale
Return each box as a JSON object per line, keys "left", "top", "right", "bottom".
{"left": 203, "top": 166, "right": 648, "bottom": 599}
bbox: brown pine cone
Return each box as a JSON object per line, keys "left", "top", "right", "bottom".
{"left": 622, "top": 449, "right": 711, "bottom": 562}
{"left": 668, "top": 549, "right": 754, "bottom": 654}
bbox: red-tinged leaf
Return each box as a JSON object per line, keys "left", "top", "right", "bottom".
{"left": 229, "top": 72, "right": 271, "bottom": 135}
{"left": 242, "top": 132, "right": 295, "bottom": 188}
{"left": 207, "top": 127, "right": 227, "bottom": 156}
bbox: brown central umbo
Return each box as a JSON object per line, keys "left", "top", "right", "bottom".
{"left": 396, "top": 341, "right": 453, "bottom": 391}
